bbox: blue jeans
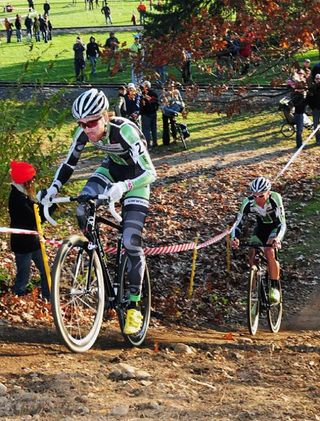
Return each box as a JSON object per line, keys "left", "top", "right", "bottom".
{"left": 295, "top": 113, "right": 304, "bottom": 147}
{"left": 312, "top": 109, "right": 320, "bottom": 143}
{"left": 13, "top": 249, "right": 50, "bottom": 299}
{"left": 88, "top": 55, "right": 97, "bottom": 74}
{"left": 141, "top": 113, "right": 157, "bottom": 147}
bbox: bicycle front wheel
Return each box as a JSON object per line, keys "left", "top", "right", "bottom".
{"left": 267, "top": 280, "right": 283, "bottom": 333}
{"left": 118, "top": 256, "right": 151, "bottom": 346}
{"left": 247, "top": 265, "right": 260, "bottom": 335}
{"left": 51, "top": 235, "right": 105, "bottom": 353}
{"left": 280, "top": 123, "right": 295, "bottom": 138}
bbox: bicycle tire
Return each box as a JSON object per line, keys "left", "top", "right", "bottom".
{"left": 176, "top": 124, "right": 188, "bottom": 150}
{"left": 51, "top": 235, "right": 105, "bottom": 353}
{"left": 280, "top": 123, "right": 295, "bottom": 138}
{"left": 118, "top": 255, "right": 151, "bottom": 346}
{"left": 247, "top": 265, "right": 260, "bottom": 335}
{"left": 267, "top": 280, "right": 283, "bottom": 333}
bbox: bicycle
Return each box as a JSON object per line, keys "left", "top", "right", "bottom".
{"left": 170, "top": 113, "right": 189, "bottom": 150}
{"left": 241, "top": 243, "right": 283, "bottom": 335}
{"left": 44, "top": 195, "right": 151, "bottom": 353}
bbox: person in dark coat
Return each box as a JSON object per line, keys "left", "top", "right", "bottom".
{"left": 86, "top": 36, "right": 100, "bottom": 75}
{"left": 73, "top": 36, "right": 86, "bottom": 82}
{"left": 9, "top": 161, "right": 50, "bottom": 300}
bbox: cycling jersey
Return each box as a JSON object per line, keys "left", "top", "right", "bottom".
{"left": 51, "top": 116, "right": 156, "bottom": 197}
{"left": 231, "top": 191, "right": 286, "bottom": 242}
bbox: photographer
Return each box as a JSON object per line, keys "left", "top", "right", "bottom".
{"left": 140, "top": 81, "right": 159, "bottom": 148}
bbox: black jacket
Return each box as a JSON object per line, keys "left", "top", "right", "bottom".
{"left": 9, "top": 185, "right": 41, "bottom": 254}
{"left": 140, "top": 89, "right": 159, "bottom": 115}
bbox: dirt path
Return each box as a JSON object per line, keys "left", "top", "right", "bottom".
{"left": 1, "top": 142, "right": 320, "bottom": 420}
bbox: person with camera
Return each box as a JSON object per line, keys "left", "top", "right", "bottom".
{"left": 160, "top": 82, "right": 185, "bottom": 145}
{"left": 140, "top": 81, "right": 159, "bottom": 149}
{"left": 121, "top": 83, "right": 142, "bottom": 129}
{"left": 73, "top": 36, "right": 86, "bottom": 82}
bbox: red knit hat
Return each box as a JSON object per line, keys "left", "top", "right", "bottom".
{"left": 10, "top": 161, "right": 36, "bottom": 184}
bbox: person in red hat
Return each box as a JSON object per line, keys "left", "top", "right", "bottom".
{"left": 9, "top": 161, "right": 50, "bottom": 300}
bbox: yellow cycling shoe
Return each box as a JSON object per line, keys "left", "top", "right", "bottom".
{"left": 124, "top": 309, "right": 143, "bottom": 335}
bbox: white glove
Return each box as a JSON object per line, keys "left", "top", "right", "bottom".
{"left": 105, "top": 181, "right": 128, "bottom": 202}
{"left": 37, "top": 184, "right": 59, "bottom": 204}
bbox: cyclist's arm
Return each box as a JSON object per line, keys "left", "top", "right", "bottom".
{"left": 230, "top": 198, "right": 251, "bottom": 240}
{"left": 50, "top": 128, "right": 88, "bottom": 192}
{"left": 270, "top": 192, "right": 287, "bottom": 241}
{"left": 119, "top": 123, "right": 157, "bottom": 188}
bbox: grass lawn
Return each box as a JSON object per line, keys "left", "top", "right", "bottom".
{"left": 0, "top": 0, "right": 144, "bottom": 27}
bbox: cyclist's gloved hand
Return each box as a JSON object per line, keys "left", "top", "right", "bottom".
{"left": 272, "top": 238, "right": 281, "bottom": 249}
{"left": 37, "top": 184, "right": 59, "bottom": 204}
{"left": 105, "top": 181, "right": 131, "bottom": 202}
{"left": 231, "top": 238, "right": 239, "bottom": 249}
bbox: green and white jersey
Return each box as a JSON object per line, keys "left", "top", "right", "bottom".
{"left": 231, "top": 191, "right": 286, "bottom": 241}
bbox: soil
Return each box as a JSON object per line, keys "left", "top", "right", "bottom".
{"left": 0, "top": 142, "right": 320, "bottom": 420}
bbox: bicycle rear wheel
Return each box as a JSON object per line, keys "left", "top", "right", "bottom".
{"left": 280, "top": 123, "right": 295, "bottom": 138}
{"left": 118, "top": 256, "right": 151, "bottom": 346}
{"left": 176, "top": 123, "right": 188, "bottom": 150}
{"left": 51, "top": 235, "right": 105, "bottom": 353}
{"left": 267, "top": 280, "right": 283, "bottom": 333}
{"left": 247, "top": 265, "right": 260, "bottom": 335}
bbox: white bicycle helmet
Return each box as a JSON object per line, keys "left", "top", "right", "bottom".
{"left": 72, "top": 88, "right": 109, "bottom": 119}
{"left": 250, "top": 177, "right": 272, "bottom": 193}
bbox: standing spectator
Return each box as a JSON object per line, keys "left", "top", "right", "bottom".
{"left": 137, "top": 1, "right": 147, "bottom": 24}
{"left": 39, "top": 14, "right": 48, "bottom": 42}
{"left": 114, "top": 85, "right": 127, "bottom": 116}
{"left": 33, "top": 16, "right": 41, "bottom": 42}
{"left": 24, "top": 14, "right": 33, "bottom": 41}
{"left": 9, "top": 161, "right": 50, "bottom": 301}
{"left": 104, "top": 31, "right": 120, "bottom": 73}
{"left": 101, "top": 2, "right": 112, "bottom": 24}
{"left": 130, "top": 34, "right": 143, "bottom": 85}
{"left": 149, "top": 0, "right": 153, "bottom": 11}
{"left": 131, "top": 12, "right": 137, "bottom": 25}
{"left": 307, "top": 73, "right": 320, "bottom": 145}
{"left": 302, "top": 58, "right": 312, "bottom": 86}
{"left": 160, "top": 82, "right": 185, "bottom": 145}
{"left": 87, "top": 36, "right": 100, "bottom": 76}
{"left": 47, "top": 16, "right": 52, "bottom": 40}
{"left": 14, "top": 14, "right": 22, "bottom": 42}
{"left": 181, "top": 48, "right": 192, "bottom": 84}
{"left": 43, "top": 0, "right": 50, "bottom": 16}
{"left": 121, "top": 83, "right": 142, "bottom": 128}
{"left": 4, "top": 18, "right": 13, "bottom": 43}
{"left": 140, "top": 81, "right": 159, "bottom": 148}
{"left": 88, "top": 0, "right": 94, "bottom": 10}
{"left": 289, "top": 69, "right": 308, "bottom": 148}
{"left": 73, "top": 36, "right": 86, "bottom": 82}
{"left": 27, "top": 0, "right": 34, "bottom": 11}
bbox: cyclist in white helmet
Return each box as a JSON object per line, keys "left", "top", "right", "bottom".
{"left": 38, "top": 88, "right": 157, "bottom": 334}
{"left": 231, "top": 177, "right": 286, "bottom": 304}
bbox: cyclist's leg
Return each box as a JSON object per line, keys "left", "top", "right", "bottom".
{"left": 249, "top": 227, "right": 266, "bottom": 266}
{"left": 75, "top": 160, "right": 114, "bottom": 229}
{"left": 122, "top": 188, "right": 149, "bottom": 303}
{"left": 265, "top": 229, "right": 280, "bottom": 281}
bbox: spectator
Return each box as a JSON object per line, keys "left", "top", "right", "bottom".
{"left": 39, "top": 14, "right": 48, "bottom": 42}
{"left": 33, "top": 16, "right": 40, "bottom": 42}
{"left": 4, "top": 18, "right": 13, "bottom": 43}
{"left": 137, "top": 0, "right": 147, "bottom": 25}
{"left": 114, "top": 85, "right": 127, "bottom": 116}
{"left": 140, "top": 81, "right": 159, "bottom": 148}
{"left": 14, "top": 14, "right": 22, "bottom": 42}
{"left": 307, "top": 73, "right": 320, "bottom": 145}
{"left": 149, "top": 0, "right": 153, "bottom": 11}
{"left": 104, "top": 31, "right": 120, "bottom": 73}
{"left": 181, "top": 48, "right": 192, "bottom": 84}
{"left": 129, "top": 34, "right": 143, "bottom": 85}
{"left": 121, "top": 83, "right": 142, "bottom": 128}
{"left": 131, "top": 12, "right": 137, "bottom": 26}
{"left": 43, "top": 0, "right": 50, "bottom": 16}
{"left": 289, "top": 69, "right": 308, "bottom": 148}
{"left": 101, "top": 2, "right": 112, "bottom": 24}
{"left": 24, "top": 14, "right": 33, "bottom": 41}
{"left": 9, "top": 161, "right": 50, "bottom": 301}
{"left": 27, "top": 0, "right": 34, "bottom": 11}
{"left": 87, "top": 36, "right": 100, "bottom": 76}
{"left": 73, "top": 36, "right": 86, "bottom": 82}
{"left": 160, "top": 82, "right": 185, "bottom": 145}
{"left": 47, "top": 16, "right": 52, "bottom": 40}
{"left": 302, "top": 58, "right": 312, "bottom": 86}
{"left": 311, "top": 61, "right": 320, "bottom": 80}
{"left": 88, "top": 0, "right": 94, "bottom": 10}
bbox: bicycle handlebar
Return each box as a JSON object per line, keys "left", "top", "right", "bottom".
{"left": 43, "top": 194, "right": 122, "bottom": 226}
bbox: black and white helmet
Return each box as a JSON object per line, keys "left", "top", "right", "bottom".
{"left": 250, "top": 177, "right": 272, "bottom": 193}
{"left": 72, "top": 88, "right": 109, "bottom": 119}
